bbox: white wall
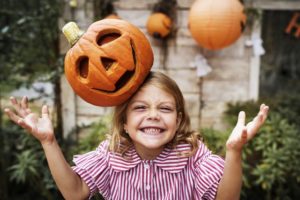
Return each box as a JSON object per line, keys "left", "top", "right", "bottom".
{"left": 60, "top": 0, "right": 261, "bottom": 137}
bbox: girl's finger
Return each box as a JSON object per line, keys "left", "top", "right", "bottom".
{"left": 10, "top": 96, "right": 26, "bottom": 117}
{"left": 41, "top": 105, "right": 49, "bottom": 119}
{"left": 21, "top": 96, "right": 30, "bottom": 113}
{"left": 255, "top": 113, "right": 263, "bottom": 124}
{"left": 254, "top": 104, "right": 268, "bottom": 124}
{"left": 260, "top": 103, "right": 265, "bottom": 110}
{"left": 236, "top": 111, "right": 246, "bottom": 126}
{"left": 252, "top": 114, "right": 263, "bottom": 132}
{"left": 241, "top": 128, "right": 248, "bottom": 143}
{"left": 262, "top": 106, "right": 269, "bottom": 122}
{"left": 10, "top": 96, "right": 20, "bottom": 110}
{"left": 4, "top": 108, "right": 21, "bottom": 124}
{"left": 255, "top": 105, "right": 268, "bottom": 124}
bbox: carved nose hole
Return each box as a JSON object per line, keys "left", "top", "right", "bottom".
{"left": 77, "top": 56, "right": 89, "bottom": 78}
{"left": 101, "top": 57, "right": 115, "bottom": 71}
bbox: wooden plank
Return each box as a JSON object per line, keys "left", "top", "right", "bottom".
{"left": 245, "top": 0, "right": 300, "bottom": 10}
{"left": 61, "top": 75, "right": 77, "bottom": 138}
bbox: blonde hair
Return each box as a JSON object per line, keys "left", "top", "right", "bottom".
{"left": 108, "top": 71, "right": 201, "bottom": 157}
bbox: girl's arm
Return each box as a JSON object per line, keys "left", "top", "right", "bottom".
{"left": 4, "top": 96, "right": 90, "bottom": 200}
{"left": 216, "top": 104, "right": 269, "bottom": 200}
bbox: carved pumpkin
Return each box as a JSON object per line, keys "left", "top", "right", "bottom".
{"left": 146, "top": 13, "right": 172, "bottom": 39}
{"left": 188, "top": 0, "right": 246, "bottom": 50}
{"left": 63, "top": 19, "right": 153, "bottom": 106}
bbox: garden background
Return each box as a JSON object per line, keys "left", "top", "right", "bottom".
{"left": 0, "top": 0, "right": 300, "bottom": 199}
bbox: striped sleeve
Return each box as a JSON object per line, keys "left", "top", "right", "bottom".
{"left": 72, "top": 141, "right": 111, "bottom": 199}
{"left": 193, "top": 142, "right": 225, "bottom": 200}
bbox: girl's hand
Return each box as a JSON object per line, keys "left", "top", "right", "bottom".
{"left": 226, "top": 104, "right": 269, "bottom": 153}
{"left": 4, "top": 96, "right": 55, "bottom": 145}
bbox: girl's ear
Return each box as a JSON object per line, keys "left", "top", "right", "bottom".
{"left": 124, "top": 123, "right": 128, "bottom": 133}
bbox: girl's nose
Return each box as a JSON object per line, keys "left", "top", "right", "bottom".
{"left": 147, "top": 108, "right": 160, "bottom": 120}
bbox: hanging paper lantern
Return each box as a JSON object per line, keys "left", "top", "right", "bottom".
{"left": 146, "top": 12, "right": 172, "bottom": 39}
{"left": 62, "top": 19, "right": 153, "bottom": 106}
{"left": 188, "top": 0, "right": 246, "bottom": 50}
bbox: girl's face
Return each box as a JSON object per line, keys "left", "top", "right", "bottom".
{"left": 124, "top": 84, "right": 180, "bottom": 160}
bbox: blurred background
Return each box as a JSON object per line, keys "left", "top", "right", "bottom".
{"left": 0, "top": 0, "right": 299, "bottom": 199}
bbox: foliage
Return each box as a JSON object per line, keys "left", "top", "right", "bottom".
{"left": 1, "top": 112, "right": 63, "bottom": 200}
{"left": 225, "top": 100, "right": 265, "bottom": 126}
{"left": 243, "top": 112, "right": 300, "bottom": 200}
{"left": 75, "top": 120, "right": 109, "bottom": 154}
{"left": 270, "top": 93, "right": 300, "bottom": 129}
{"left": 8, "top": 150, "right": 40, "bottom": 184}
{"left": 0, "top": 0, "right": 63, "bottom": 93}
{"left": 0, "top": 0, "right": 63, "bottom": 199}
{"left": 1, "top": 105, "right": 108, "bottom": 200}
{"left": 222, "top": 99, "right": 300, "bottom": 200}
{"left": 201, "top": 128, "right": 228, "bottom": 157}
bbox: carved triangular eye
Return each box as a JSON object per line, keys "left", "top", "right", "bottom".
{"left": 97, "top": 33, "right": 121, "bottom": 46}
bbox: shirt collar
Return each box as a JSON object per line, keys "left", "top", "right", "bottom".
{"left": 109, "top": 143, "right": 191, "bottom": 173}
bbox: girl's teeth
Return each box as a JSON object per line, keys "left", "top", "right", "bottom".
{"left": 144, "top": 128, "right": 161, "bottom": 134}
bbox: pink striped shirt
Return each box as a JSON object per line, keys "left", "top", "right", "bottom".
{"left": 72, "top": 140, "right": 224, "bottom": 200}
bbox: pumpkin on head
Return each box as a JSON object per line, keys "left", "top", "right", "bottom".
{"left": 63, "top": 19, "right": 153, "bottom": 106}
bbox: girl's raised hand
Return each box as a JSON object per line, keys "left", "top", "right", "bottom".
{"left": 4, "top": 96, "right": 55, "bottom": 145}
{"left": 226, "top": 104, "right": 269, "bottom": 153}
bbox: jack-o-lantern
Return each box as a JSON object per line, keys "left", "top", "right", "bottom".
{"left": 188, "top": 0, "right": 246, "bottom": 50}
{"left": 146, "top": 12, "right": 172, "bottom": 39}
{"left": 63, "top": 19, "right": 153, "bottom": 106}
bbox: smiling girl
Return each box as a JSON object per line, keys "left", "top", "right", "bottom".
{"left": 4, "top": 71, "right": 269, "bottom": 200}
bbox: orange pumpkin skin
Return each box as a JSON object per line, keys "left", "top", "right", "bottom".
{"left": 64, "top": 19, "right": 153, "bottom": 106}
{"left": 188, "top": 0, "right": 246, "bottom": 50}
{"left": 146, "top": 13, "right": 172, "bottom": 38}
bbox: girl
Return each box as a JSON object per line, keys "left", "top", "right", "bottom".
{"left": 4, "top": 71, "right": 269, "bottom": 200}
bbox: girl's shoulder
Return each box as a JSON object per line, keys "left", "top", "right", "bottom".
{"left": 72, "top": 140, "right": 110, "bottom": 169}
{"left": 96, "top": 140, "right": 110, "bottom": 153}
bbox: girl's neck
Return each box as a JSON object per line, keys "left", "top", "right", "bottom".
{"left": 134, "top": 145, "right": 164, "bottom": 160}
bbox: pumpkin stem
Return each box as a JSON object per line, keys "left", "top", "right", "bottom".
{"left": 62, "top": 22, "right": 83, "bottom": 46}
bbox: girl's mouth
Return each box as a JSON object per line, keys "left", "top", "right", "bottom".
{"left": 140, "top": 127, "right": 165, "bottom": 135}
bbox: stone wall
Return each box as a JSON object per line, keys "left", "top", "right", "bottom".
{"left": 60, "top": 0, "right": 262, "bottom": 137}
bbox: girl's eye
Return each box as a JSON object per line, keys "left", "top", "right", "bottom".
{"left": 160, "top": 107, "right": 173, "bottom": 112}
{"left": 133, "top": 105, "right": 146, "bottom": 111}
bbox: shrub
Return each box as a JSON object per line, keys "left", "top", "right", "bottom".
{"left": 1, "top": 113, "right": 62, "bottom": 200}
{"left": 222, "top": 100, "right": 300, "bottom": 200}
{"left": 201, "top": 128, "right": 228, "bottom": 157}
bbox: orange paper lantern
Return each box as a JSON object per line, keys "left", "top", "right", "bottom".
{"left": 146, "top": 13, "right": 172, "bottom": 39}
{"left": 188, "top": 0, "right": 246, "bottom": 50}
{"left": 63, "top": 19, "right": 153, "bottom": 106}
